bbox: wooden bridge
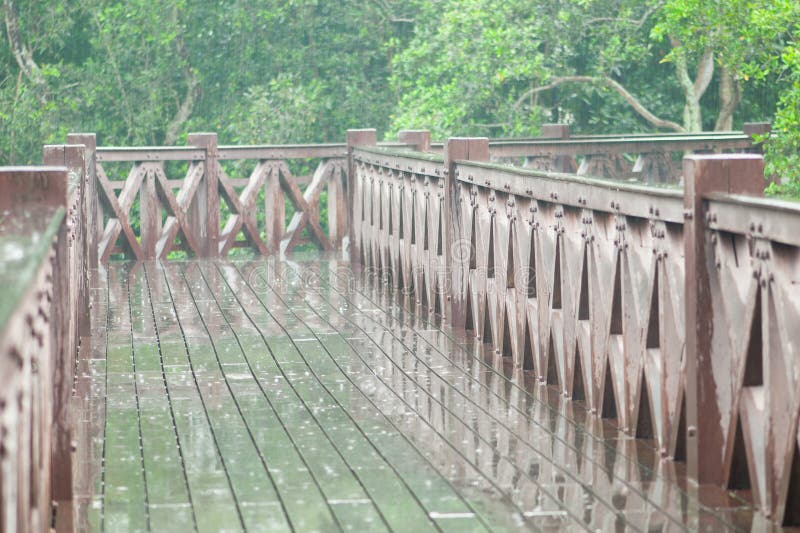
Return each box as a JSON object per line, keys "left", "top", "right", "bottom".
{"left": 2, "top": 124, "right": 799, "bottom": 532}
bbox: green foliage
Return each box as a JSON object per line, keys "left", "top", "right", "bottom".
{"left": 0, "top": 0, "right": 414, "bottom": 162}
{"left": 0, "top": 0, "right": 798, "bottom": 192}
{"left": 764, "top": 26, "right": 800, "bottom": 193}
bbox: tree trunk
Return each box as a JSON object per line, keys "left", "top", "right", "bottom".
{"left": 672, "top": 40, "right": 713, "bottom": 132}
{"left": 714, "top": 66, "right": 740, "bottom": 131}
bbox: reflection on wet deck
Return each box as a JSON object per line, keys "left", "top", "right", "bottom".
{"left": 73, "top": 258, "right": 757, "bottom": 532}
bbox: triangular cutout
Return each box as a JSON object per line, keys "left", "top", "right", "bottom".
{"left": 782, "top": 445, "right": 800, "bottom": 526}
{"left": 421, "top": 277, "right": 429, "bottom": 309}
{"left": 502, "top": 308, "right": 513, "bottom": 357}
{"left": 609, "top": 253, "right": 623, "bottom": 334}
{"left": 423, "top": 202, "right": 430, "bottom": 251}
{"left": 464, "top": 289, "right": 474, "bottom": 331}
{"left": 434, "top": 283, "right": 442, "bottom": 317}
{"left": 527, "top": 231, "right": 537, "bottom": 298}
{"left": 387, "top": 190, "right": 393, "bottom": 235}
{"left": 546, "top": 335, "right": 559, "bottom": 386}
{"left": 360, "top": 183, "right": 367, "bottom": 221}
{"left": 646, "top": 263, "right": 660, "bottom": 349}
{"left": 572, "top": 344, "right": 585, "bottom": 401}
{"left": 635, "top": 374, "right": 654, "bottom": 439}
{"left": 482, "top": 300, "right": 492, "bottom": 344}
{"left": 398, "top": 193, "right": 404, "bottom": 240}
{"left": 578, "top": 247, "right": 589, "bottom": 320}
{"left": 436, "top": 208, "right": 444, "bottom": 256}
{"left": 378, "top": 191, "right": 384, "bottom": 230}
{"left": 410, "top": 196, "right": 416, "bottom": 245}
{"left": 674, "top": 394, "right": 687, "bottom": 461}
{"left": 728, "top": 415, "right": 752, "bottom": 490}
{"left": 552, "top": 237, "right": 562, "bottom": 309}
{"left": 487, "top": 219, "right": 496, "bottom": 278}
{"left": 469, "top": 210, "right": 477, "bottom": 270}
{"left": 743, "top": 288, "right": 763, "bottom": 387}
{"left": 506, "top": 226, "right": 516, "bottom": 288}
{"left": 601, "top": 358, "right": 617, "bottom": 419}
{"left": 522, "top": 321, "right": 534, "bottom": 370}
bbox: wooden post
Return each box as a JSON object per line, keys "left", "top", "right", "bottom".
{"left": 743, "top": 122, "right": 771, "bottom": 154}
{"left": 525, "top": 123, "right": 571, "bottom": 170}
{"left": 346, "top": 129, "right": 377, "bottom": 264}
{"left": 398, "top": 130, "right": 431, "bottom": 152}
{"left": 66, "top": 134, "right": 98, "bottom": 269}
{"left": 264, "top": 164, "right": 284, "bottom": 255}
{"left": 684, "top": 154, "right": 764, "bottom": 488}
{"left": 187, "top": 133, "right": 219, "bottom": 257}
{"left": 43, "top": 146, "right": 86, "bottom": 510}
{"left": 540, "top": 123, "right": 570, "bottom": 139}
{"left": 327, "top": 163, "right": 346, "bottom": 250}
{"left": 0, "top": 166, "right": 68, "bottom": 533}
{"left": 444, "top": 138, "right": 489, "bottom": 328}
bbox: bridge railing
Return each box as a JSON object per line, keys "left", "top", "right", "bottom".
{"left": 348, "top": 130, "right": 799, "bottom": 526}
{"left": 83, "top": 135, "right": 412, "bottom": 264}
{"left": 428, "top": 123, "right": 769, "bottom": 184}
{"left": 0, "top": 149, "right": 89, "bottom": 531}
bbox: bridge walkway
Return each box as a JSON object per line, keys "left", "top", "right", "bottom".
{"left": 72, "top": 257, "right": 754, "bottom": 532}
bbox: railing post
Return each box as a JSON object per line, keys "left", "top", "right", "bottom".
{"left": 346, "top": 129, "right": 377, "bottom": 264}
{"left": 540, "top": 123, "right": 570, "bottom": 139}
{"left": 526, "top": 123, "right": 573, "bottom": 171}
{"left": 43, "top": 145, "right": 87, "bottom": 511}
{"left": 187, "top": 133, "right": 219, "bottom": 257}
{"left": 67, "top": 134, "right": 98, "bottom": 269}
{"left": 444, "top": 137, "right": 489, "bottom": 327}
{"left": 0, "top": 166, "right": 68, "bottom": 532}
{"left": 743, "top": 122, "right": 771, "bottom": 154}
{"left": 683, "top": 154, "right": 764, "bottom": 489}
{"left": 398, "top": 130, "right": 431, "bottom": 152}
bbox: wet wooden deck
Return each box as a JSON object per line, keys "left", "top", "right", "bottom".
{"left": 72, "top": 258, "right": 756, "bottom": 532}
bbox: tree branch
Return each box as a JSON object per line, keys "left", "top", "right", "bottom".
{"left": 513, "top": 75, "right": 685, "bottom": 132}
{"left": 584, "top": 2, "right": 663, "bottom": 30}
{"left": 165, "top": 9, "right": 201, "bottom": 145}
{"left": 3, "top": 0, "right": 46, "bottom": 103}
{"left": 693, "top": 47, "right": 714, "bottom": 98}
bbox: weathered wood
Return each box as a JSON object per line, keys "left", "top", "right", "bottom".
{"left": 445, "top": 138, "right": 489, "bottom": 327}
{"left": 398, "top": 130, "right": 432, "bottom": 152}
{"left": 346, "top": 129, "right": 377, "bottom": 264}
{"left": 187, "top": 133, "right": 220, "bottom": 257}
{"left": 0, "top": 166, "right": 74, "bottom": 533}
{"left": 683, "top": 156, "right": 764, "bottom": 495}
{"left": 278, "top": 161, "right": 332, "bottom": 254}
{"left": 43, "top": 146, "right": 90, "bottom": 511}
{"left": 139, "top": 164, "right": 162, "bottom": 258}
{"left": 67, "top": 134, "right": 99, "bottom": 270}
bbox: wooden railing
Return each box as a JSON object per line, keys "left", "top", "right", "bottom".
{"left": 82, "top": 135, "right": 418, "bottom": 264}
{"left": 348, "top": 131, "right": 799, "bottom": 526}
{"left": 429, "top": 123, "right": 770, "bottom": 184}
{"left": 0, "top": 145, "right": 90, "bottom": 531}
{"left": 0, "top": 124, "right": 787, "bottom": 530}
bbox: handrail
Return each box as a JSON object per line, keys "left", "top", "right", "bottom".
{"left": 0, "top": 162, "right": 87, "bottom": 532}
